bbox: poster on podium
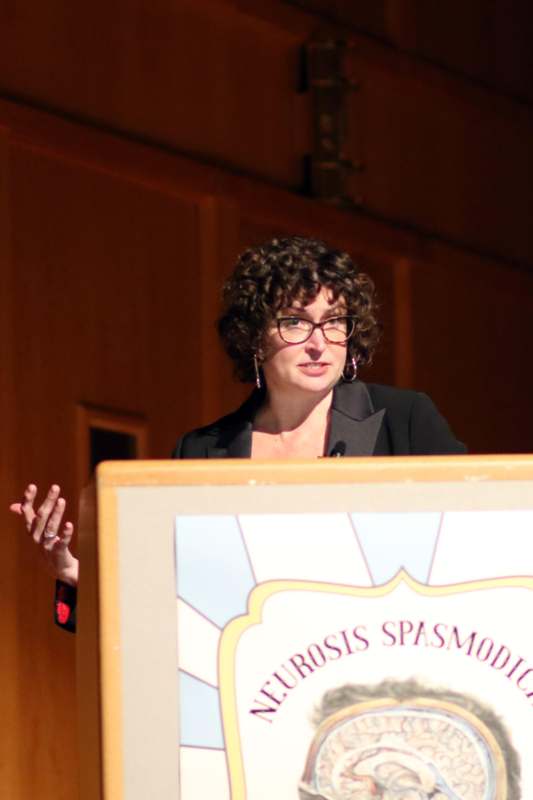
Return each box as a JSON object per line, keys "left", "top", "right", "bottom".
{"left": 83, "top": 456, "right": 533, "bottom": 800}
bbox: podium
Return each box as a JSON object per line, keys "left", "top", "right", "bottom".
{"left": 77, "top": 456, "right": 533, "bottom": 799}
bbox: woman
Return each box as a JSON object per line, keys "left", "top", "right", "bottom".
{"left": 10, "top": 235, "right": 466, "bottom": 629}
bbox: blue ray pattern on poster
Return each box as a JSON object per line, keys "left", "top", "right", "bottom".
{"left": 351, "top": 512, "right": 442, "bottom": 584}
{"left": 175, "top": 514, "right": 255, "bottom": 627}
{"left": 179, "top": 671, "right": 224, "bottom": 749}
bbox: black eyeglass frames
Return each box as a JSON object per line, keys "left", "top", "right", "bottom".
{"left": 276, "top": 315, "right": 356, "bottom": 344}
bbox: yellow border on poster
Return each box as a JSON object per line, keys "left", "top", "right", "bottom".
{"left": 218, "top": 571, "right": 533, "bottom": 799}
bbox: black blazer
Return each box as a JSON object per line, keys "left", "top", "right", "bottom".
{"left": 173, "top": 381, "right": 466, "bottom": 458}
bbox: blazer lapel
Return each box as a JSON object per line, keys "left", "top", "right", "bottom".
{"left": 206, "top": 382, "right": 389, "bottom": 458}
{"left": 205, "top": 389, "right": 262, "bottom": 458}
{"left": 224, "top": 422, "right": 253, "bottom": 457}
{"left": 327, "top": 381, "right": 388, "bottom": 456}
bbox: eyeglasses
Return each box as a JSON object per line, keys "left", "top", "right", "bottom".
{"left": 276, "top": 315, "right": 356, "bottom": 344}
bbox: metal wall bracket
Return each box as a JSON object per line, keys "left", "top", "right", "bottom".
{"left": 303, "top": 38, "right": 363, "bottom": 205}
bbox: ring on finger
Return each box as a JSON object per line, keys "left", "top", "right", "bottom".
{"left": 43, "top": 529, "right": 57, "bottom": 540}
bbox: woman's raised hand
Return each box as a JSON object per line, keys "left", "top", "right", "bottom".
{"left": 10, "top": 484, "right": 79, "bottom": 587}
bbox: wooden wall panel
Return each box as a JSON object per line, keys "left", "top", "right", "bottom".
{"left": 409, "top": 246, "right": 533, "bottom": 453}
{"left": 285, "top": 0, "right": 388, "bottom": 37}
{"left": 345, "top": 41, "right": 533, "bottom": 266}
{"left": 2, "top": 109, "right": 215, "bottom": 800}
{"left": 286, "top": 0, "right": 533, "bottom": 102}
{"left": 1, "top": 1, "right": 532, "bottom": 265}
{"left": 9, "top": 144, "right": 203, "bottom": 457}
{"left": 407, "top": 0, "right": 533, "bottom": 102}
{"left": 196, "top": 195, "right": 244, "bottom": 423}
{"left": 0, "top": 125, "right": 20, "bottom": 796}
{"left": 0, "top": 0, "right": 312, "bottom": 187}
{"left": 1, "top": 128, "right": 80, "bottom": 800}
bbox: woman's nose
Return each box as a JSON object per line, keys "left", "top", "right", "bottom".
{"left": 305, "top": 326, "right": 325, "bottom": 349}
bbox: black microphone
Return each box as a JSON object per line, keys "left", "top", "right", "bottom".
{"left": 329, "top": 441, "right": 346, "bottom": 457}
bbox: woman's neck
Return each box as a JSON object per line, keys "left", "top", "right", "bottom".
{"left": 254, "top": 387, "right": 333, "bottom": 435}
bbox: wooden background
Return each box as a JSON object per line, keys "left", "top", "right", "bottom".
{"left": 1, "top": 1, "right": 533, "bottom": 797}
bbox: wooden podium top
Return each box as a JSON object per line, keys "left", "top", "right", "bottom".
{"left": 96, "top": 453, "right": 533, "bottom": 486}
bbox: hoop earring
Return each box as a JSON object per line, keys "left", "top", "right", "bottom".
{"left": 343, "top": 357, "right": 358, "bottom": 383}
{"left": 253, "top": 354, "right": 262, "bottom": 389}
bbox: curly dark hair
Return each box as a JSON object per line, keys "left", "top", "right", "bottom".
{"left": 217, "top": 235, "right": 380, "bottom": 383}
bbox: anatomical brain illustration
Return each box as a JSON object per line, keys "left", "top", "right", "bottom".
{"left": 299, "top": 686, "right": 516, "bottom": 800}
